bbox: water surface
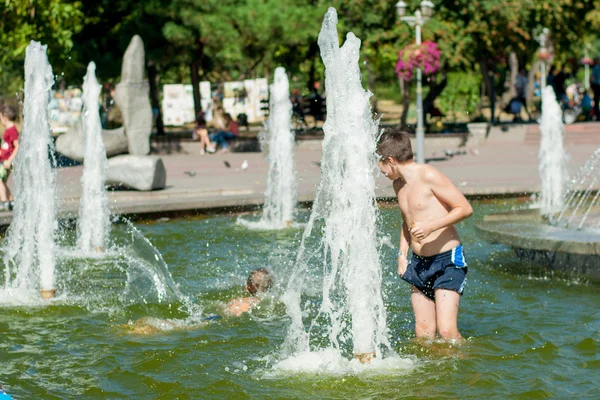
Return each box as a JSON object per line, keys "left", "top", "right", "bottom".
{"left": 0, "top": 201, "right": 598, "bottom": 399}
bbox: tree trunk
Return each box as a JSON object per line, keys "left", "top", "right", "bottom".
{"left": 422, "top": 72, "right": 448, "bottom": 121}
{"left": 190, "top": 40, "right": 205, "bottom": 116}
{"left": 479, "top": 57, "right": 496, "bottom": 123}
{"left": 501, "top": 52, "right": 518, "bottom": 106}
{"left": 307, "top": 41, "right": 319, "bottom": 91}
{"left": 147, "top": 61, "right": 165, "bottom": 136}
{"left": 190, "top": 60, "right": 202, "bottom": 116}
{"left": 366, "top": 61, "right": 378, "bottom": 114}
{"left": 400, "top": 77, "right": 410, "bottom": 128}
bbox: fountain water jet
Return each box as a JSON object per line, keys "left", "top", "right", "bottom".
{"left": 260, "top": 67, "right": 296, "bottom": 228}
{"left": 538, "top": 86, "right": 568, "bottom": 215}
{"left": 553, "top": 148, "right": 600, "bottom": 230}
{"left": 279, "top": 8, "right": 390, "bottom": 367}
{"left": 2, "top": 41, "right": 58, "bottom": 298}
{"left": 239, "top": 67, "right": 296, "bottom": 230}
{"left": 77, "top": 62, "right": 110, "bottom": 252}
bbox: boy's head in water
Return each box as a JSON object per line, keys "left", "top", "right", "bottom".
{"left": 246, "top": 268, "right": 273, "bottom": 295}
{"left": 228, "top": 268, "right": 274, "bottom": 316}
{"left": 126, "top": 268, "right": 275, "bottom": 334}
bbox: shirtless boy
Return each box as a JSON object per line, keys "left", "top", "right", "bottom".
{"left": 377, "top": 129, "right": 473, "bottom": 340}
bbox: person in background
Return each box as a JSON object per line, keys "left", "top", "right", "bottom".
{"left": 0, "top": 104, "right": 19, "bottom": 211}
{"left": 209, "top": 113, "right": 238, "bottom": 153}
{"left": 514, "top": 68, "right": 532, "bottom": 121}
{"left": 590, "top": 57, "right": 600, "bottom": 120}
{"left": 193, "top": 110, "right": 215, "bottom": 154}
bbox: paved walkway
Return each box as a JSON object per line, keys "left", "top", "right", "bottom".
{"left": 1, "top": 122, "right": 599, "bottom": 226}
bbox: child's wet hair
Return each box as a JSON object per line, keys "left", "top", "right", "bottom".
{"left": 377, "top": 127, "right": 413, "bottom": 163}
{"left": 246, "top": 268, "right": 273, "bottom": 295}
{"left": 0, "top": 104, "right": 17, "bottom": 122}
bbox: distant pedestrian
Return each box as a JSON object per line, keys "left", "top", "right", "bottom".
{"left": 209, "top": 113, "right": 239, "bottom": 153}
{"left": 193, "top": 110, "right": 215, "bottom": 154}
{"left": 590, "top": 58, "right": 600, "bottom": 119}
{"left": 514, "top": 68, "right": 532, "bottom": 120}
{"left": 0, "top": 104, "right": 20, "bottom": 211}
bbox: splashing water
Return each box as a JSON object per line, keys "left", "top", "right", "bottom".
{"left": 77, "top": 62, "right": 111, "bottom": 252}
{"left": 279, "top": 8, "right": 390, "bottom": 367}
{"left": 1, "top": 218, "right": 202, "bottom": 316}
{"left": 238, "top": 67, "right": 297, "bottom": 230}
{"left": 553, "top": 148, "right": 600, "bottom": 230}
{"left": 260, "top": 67, "right": 297, "bottom": 227}
{"left": 538, "top": 86, "right": 568, "bottom": 215}
{"left": 2, "top": 41, "right": 57, "bottom": 295}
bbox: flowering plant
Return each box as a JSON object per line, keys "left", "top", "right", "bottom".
{"left": 581, "top": 57, "right": 594, "bottom": 66}
{"left": 395, "top": 41, "right": 441, "bottom": 81}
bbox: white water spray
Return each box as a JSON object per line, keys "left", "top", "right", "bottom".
{"left": 238, "top": 67, "right": 297, "bottom": 230}
{"left": 539, "top": 86, "right": 568, "bottom": 215}
{"left": 77, "top": 62, "right": 110, "bottom": 252}
{"left": 554, "top": 148, "right": 600, "bottom": 229}
{"left": 2, "top": 41, "right": 57, "bottom": 294}
{"left": 280, "top": 8, "right": 389, "bottom": 364}
{"left": 260, "top": 67, "right": 297, "bottom": 227}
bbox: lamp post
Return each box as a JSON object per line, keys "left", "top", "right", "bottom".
{"left": 584, "top": 43, "right": 592, "bottom": 91}
{"left": 535, "top": 28, "right": 550, "bottom": 89}
{"left": 396, "top": 0, "right": 434, "bottom": 164}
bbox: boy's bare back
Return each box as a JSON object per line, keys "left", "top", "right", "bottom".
{"left": 393, "top": 163, "right": 464, "bottom": 257}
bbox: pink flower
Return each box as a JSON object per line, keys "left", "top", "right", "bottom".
{"left": 396, "top": 41, "right": 441, "bottom": 81}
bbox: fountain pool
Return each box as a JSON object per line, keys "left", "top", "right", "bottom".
{"left": 0, "top": 201, "right": 598, "bottom": 398}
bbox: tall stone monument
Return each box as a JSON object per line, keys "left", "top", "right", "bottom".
{"left": 114, "top": 35, "right": 152, "bottom": 155}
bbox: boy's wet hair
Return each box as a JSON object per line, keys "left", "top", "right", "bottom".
{"left": 0, "top": 104, "right": 17, "bottom": 122}
{"left": 377, "top": 127, "right": 413, "bottom": 163}
{"left": 246, "top": 268, "right": 273, "bottom": 295}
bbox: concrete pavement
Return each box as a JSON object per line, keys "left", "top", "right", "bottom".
{"left": 1, "top": 122, "right": 599, "bottom": 226}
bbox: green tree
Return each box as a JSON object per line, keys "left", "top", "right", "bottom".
{"left": 154, "top": 0, "right": 324, "bottom": 114}
{"left": 0, "top": 0, "right": 84, "bottom": 94}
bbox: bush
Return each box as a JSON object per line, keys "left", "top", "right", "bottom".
{"left": 436, "top": 72, "right": 481, "bottom": 122}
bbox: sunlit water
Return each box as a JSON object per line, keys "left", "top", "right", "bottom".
{"left": 278, "top": 8, "right": 389, "bottom": 369}
{"left": 553, "top": 148, "right": 600, "bottom": 230}
{"left": 239, "top": 67, "right": 296, "bottom": 230}
{"left": 0, "top": 201, "right": 598, "bottom": 398}
{"left": 538, "top": 86, "right": 568, "bottom": 215}
{"left": 2, "top": 41, "right": 58, "bottom": 292}
{"left": 77, "top": 62, "right": 110, "bottom": 252}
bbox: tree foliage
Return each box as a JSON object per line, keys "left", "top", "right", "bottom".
{"left": 0, "top": 0, "right": 84, "bottom": 93}
{"left": 1, "top": 0, "right": 600, "bottom": 121}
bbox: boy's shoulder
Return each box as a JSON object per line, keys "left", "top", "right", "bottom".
{"left": 418, "top": 164, "right": 450, "bottom": 185}
{"left": 4, "top": 125, "right": 18, "bottom": 136}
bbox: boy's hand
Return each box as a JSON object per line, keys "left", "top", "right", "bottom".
{"left": 3, "top": 161, "right": 10, "bottom": 169}
{"left": 398, "top": 256, "right": 408, "bottom": 276}
{"left": 410, "top": 222, "right": 432, "bottom": 241}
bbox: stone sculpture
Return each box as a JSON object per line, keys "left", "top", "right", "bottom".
{"left": 56, "top": 35, "right": 152, "bottom": 159}
{"left": 106, "top": 155, "right": 166, "bottom": 191}
{"left": 113, "top": 35, "right": 152, "bottom": 155}
{"left": 55, "top": 124, "right": 128, "bottom": 162}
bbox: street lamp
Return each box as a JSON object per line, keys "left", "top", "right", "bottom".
{"left": 396, "top": 1, "right": 434, "bottom": 164}
{"left": 584, "top": 43, "right": 592, "bottom": 91}
{"left": 535, "top": 28, "right": 550, "bottom": 89}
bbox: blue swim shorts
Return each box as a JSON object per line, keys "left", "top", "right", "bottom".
{"left": 401, "top": 244, "right": 468, "bottom": 301}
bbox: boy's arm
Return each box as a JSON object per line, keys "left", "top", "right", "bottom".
{"left": 398, "top": 220, "right": 411, "bottom": 275}
{"left": 410, "top": 167, "right": 473, "bottom": 240}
